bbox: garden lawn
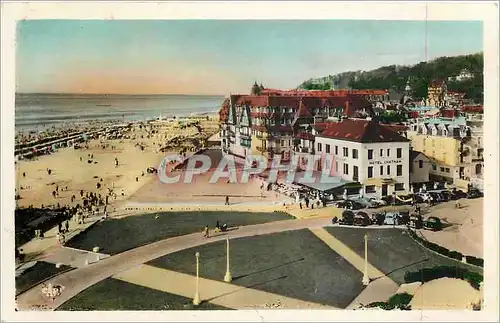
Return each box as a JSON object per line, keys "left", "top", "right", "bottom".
{"left": 148, "top": 229, "right": 365, "bottom": 308}
{"left": 66, "top": 211, "right": 292, "bottom": 255}
{"left": 325, "top": 227, "right": 482, "bottom": 285}
{"left": 57, "top": 278, "right": 228, "bottom": 310}
{"left": 16, "top": 261, "right": 72, "bottom": 295}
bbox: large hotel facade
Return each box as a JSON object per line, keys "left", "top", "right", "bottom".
{"left": 219, "top": 87, "right": 411, "bottom": 197}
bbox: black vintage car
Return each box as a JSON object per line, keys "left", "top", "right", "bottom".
{"left": 467, "top": 188, "right": 483, "bottom": 199}
{"left": 424, "top": 216, "right": 443, "bottom": 231}
{"left": 335, "top": 200, "right": 364, "bottom": 210}
{"left": 354, "top": 211, "right": 371, "bottom": 226}
{"left": 371, "top": 212, "right": 386, "bottom": 226}
{"left": 450, "top": 189, "right": 468, "bottom": 199}
{"left": 339, "top": 210, "right": 355, "bottom": 225}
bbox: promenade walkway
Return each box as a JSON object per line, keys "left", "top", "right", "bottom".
{"left": 16, "top": 217, "right": 331, "bottom": 311}
{"left": 309, "top": 228, "right": 399, "bottom": 308}
{"left": 115, "top": 265, "right": 336, "bottom": 309}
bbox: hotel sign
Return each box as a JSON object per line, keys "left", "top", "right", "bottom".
{"left": 369, "top": 159, "right": 402, "bottom": 165}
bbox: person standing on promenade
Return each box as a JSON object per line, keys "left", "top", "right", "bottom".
{"left": 225, "top": 196, "right": 229, "bottom": 205}
{"left": 65, "top": 221, "right": 69, "bottom": 233}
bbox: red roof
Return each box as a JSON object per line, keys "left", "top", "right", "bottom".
{"left": 295, "top": 132, "right": 315, "bottom": 140}
{"left": 234, "top": 95, "right": 372, "bottom": 118}
{"left": 296, "top": 99, "right": 313, "bottom": 118}
{"left": 461, "top": 105, "right": 483, "bottom": 113}
{"left": 430, "top": 79, "right": 446, "bottom": 87}
{"left": 440, "top": 109, "right": 458, "bottom": 118}
{"left": 320, "top": 119, "right": 409, "bottom": 143}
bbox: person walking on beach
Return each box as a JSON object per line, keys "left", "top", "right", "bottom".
{"left": 22, "top": 172, "right": 26, "bottom": 178}
{"left": 80, "top": 190, "right": 84, "bottom": 198}
{"left": 225, "top": 196, "right": 229, "bottom": 205}
{"left": 203, "top": 225, "right": 210, "bottom": 238}
{"left": 299, "top": 201, "right": 303, "bottom": 209}
{"left": 52, "top": 191, "right": 57, "bottom": 199}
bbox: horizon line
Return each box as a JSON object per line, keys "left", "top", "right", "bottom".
{"left": 15, "top": 92, "right": 226, "bottom": 96}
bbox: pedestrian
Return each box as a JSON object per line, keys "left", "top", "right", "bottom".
{"left": 299, "top": 202, "right": 303, "bottom": 209}
{"left": 22, "top": 172, "right": 26, "bottom": 177}
{"left": 203, "top": 225, "right": 210, "bottom": 238}
{"left": 56, "top": 185, "right": 59, "bottom": 192}
{"left": 136, "top": 177, "right": 139, "bottom": 182}
{"left": 305, "top": 197, "right": 310, "bottom": 208}
{"left": 80, "top": 190, "right": 84, "bottom": 197}
{"left": 225, "top": 196, "right": 229, "bottom": 205}
{"left": 65, "top": 221, "right": 69, "bottom": 233}
{"left": 80, "top": 156, "right": 82, "bottom": 162}
{"left": 58, "top": 222, "right": 62, "bottom": 233}
{"left": 71, "top": 195, "right": 75, "bottom": 203}
{"left": 52, "top": 191, "right": 56, "bottom": 199}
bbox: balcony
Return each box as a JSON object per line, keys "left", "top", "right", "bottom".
{"left": 294, "top": 146, "right": 313, "bottom": 154}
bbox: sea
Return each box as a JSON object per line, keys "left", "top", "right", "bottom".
{"left": 15, "top": 93, "right": 226, "bottom": 132}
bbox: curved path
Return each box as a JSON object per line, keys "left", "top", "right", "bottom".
{"left": 17, "top": 217, "right": 331, "bottom": 311}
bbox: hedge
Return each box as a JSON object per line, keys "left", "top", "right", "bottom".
{"left": 366, "top": 293, "right": 413, "bottom": 310}
{"left": 407, "top": 229, "right": 483, "bottom": 267}
{"left": 404, "top": 265, "right": 483, "bottom": 290}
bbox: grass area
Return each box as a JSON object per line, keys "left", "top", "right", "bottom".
{"left": 16, "top": 261, "right": 72, "bottom": 295}
{"left": 57, "top": 278, "right": 229, "bottom": 311}
{"left": 67, "top": 211, "right": 293, "bottom": 255}
{"left": 325, "top": 227, "right": 482, "bottom": 285}
{"left": 148, "top": 229, "right": 364, "bottom": 308}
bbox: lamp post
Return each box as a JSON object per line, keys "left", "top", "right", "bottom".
{"left": 224, "top": 237, "right": 232, "bottom": 282}
{"left": 362, "top": 234, "right": 370, "bottom": 286}
{"left": 193, "top": 252, "right": 200, "bottom": 305}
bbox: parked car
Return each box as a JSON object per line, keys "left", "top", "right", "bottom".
{"left": 467, "top": 188, "right": 483, "bottom": 199}
{"left": 367, "top": 197, "right": 387, "bottom": 208}
{"left": 384, "top": 212, "right": 399, "bottom": 225}
{"left": 339, "top": 210, "right": 355, "bottom": 225}
{"left": 409, "top": 214, "right": 424, "bottom": 229}
{"left": 371, "top": 212, "right": 385, "bottom": 226}
{"left": 335, "top": 200, "right": 364, "bottom": 210}
{"left": 398, "top": 211, "right": 410, "bottom": 225}
{"left": 440, "top": 191, "right": 452, "bottom": 201}
{"left": 424, "top": 216, "right": 442, "bottom": 231}
{"left": 354, "top": 211, "right": 371, "bottom": 226}
{"left": 450, "top": 189, "right": 467, "bottom": 199}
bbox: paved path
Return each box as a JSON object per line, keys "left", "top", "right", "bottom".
{"left": 16, "top": 217, "right": 331, "bottom": 311}
{"left": 309, "top": 228, "right": 385, "bottom": 279}
{"left": 114, "top": 264, "right": 336, "bottom": 309}
{"left": 309, "top": 228, "right": 399, "bottom": 309}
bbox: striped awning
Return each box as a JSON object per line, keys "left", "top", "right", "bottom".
{"left": 364, "top": 178, "right": 397, "bottom": 186}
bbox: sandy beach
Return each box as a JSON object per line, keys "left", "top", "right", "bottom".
{"left": 15, "top": 117, "right": 220, "bottom": 210}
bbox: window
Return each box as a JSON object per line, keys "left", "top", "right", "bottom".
{"left": 365, "top": 185, "right": 376, "bottom": 193}
{"left": 475, "top": 164, "right": 482, "bottom": 175}
{"left": 281, "top": 140, "right": 284, "bottom": 146}
{"left": 380, "top": 149, "right": 383, "bottom": 157}
{"left": 318, "top": 143, "right": 322, "bottom": 152}
{"left": 368, "top": 166, "right": 373, "bottom": 178}
{"left": 418, "top": 160, "right": 423, "bottom": 168}
{"left": 353, "top": 165, "right": 359, "bottom": 181}
{"left": 387, "top": 149, "right": 390, "bottom": 157}
{"left": 352, "top": 149, "right": 358, "bottom": 159}
{"left": 380, "top": 166, "right": 384, "bottom": 176}
{"left": 394, "top": 183, "right": 405, "bottom": 191}
{"left": 335, "top": 146, "right": 338, "bottom": 155}
{"left": 326, "top": 144, "right": 330, "bottom": 154}
{"left": 397, "top": 148, "right": 402, "bottom": 158}
{"left": 387, "top": 165, "right": 391, "bottom": 175}
{"left": 368, "top": 149, "right": 373, "bottom": 160}
{"left": 343, "top": 147, "right": 348, "bottom": 157}
{"left": 432, "top": 164, "right": 437, "bottom": 171}
{"left": 335, "top": 162, "right": 338, "bottom": 173}
{"left": 397, "top": 165, "right": 403, "bottom": 176}
{"left": 445, "top": 168, "right": 450, "bottom": 173}
{"left": 440, "top": 167, "right": 445, "bottom": 172}
{"left": 343, "top": 163, "right": 349, "bottom": 175}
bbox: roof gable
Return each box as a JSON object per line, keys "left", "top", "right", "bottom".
{"left": 320, "top": 119, "right": 409, "bottom": 143}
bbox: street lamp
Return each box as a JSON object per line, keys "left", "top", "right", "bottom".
{"left": 224, "top": 237, "right": 232, "bottom": 283}
{"left": 193, "top": 252, "right": 201, "bottom": 305}
{"left": 362, "top": 234, "right": 370, "bottom": 286}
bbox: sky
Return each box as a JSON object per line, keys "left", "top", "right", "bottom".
{"left": 16, "top": 20, "right": 483, "bottom": 95}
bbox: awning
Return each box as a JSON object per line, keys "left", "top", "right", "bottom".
{"left": 364, "top": 178, "right": 397, "bottom": 186}
{"left": 294, "top": 171, "right": 354, "bottom": 192}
